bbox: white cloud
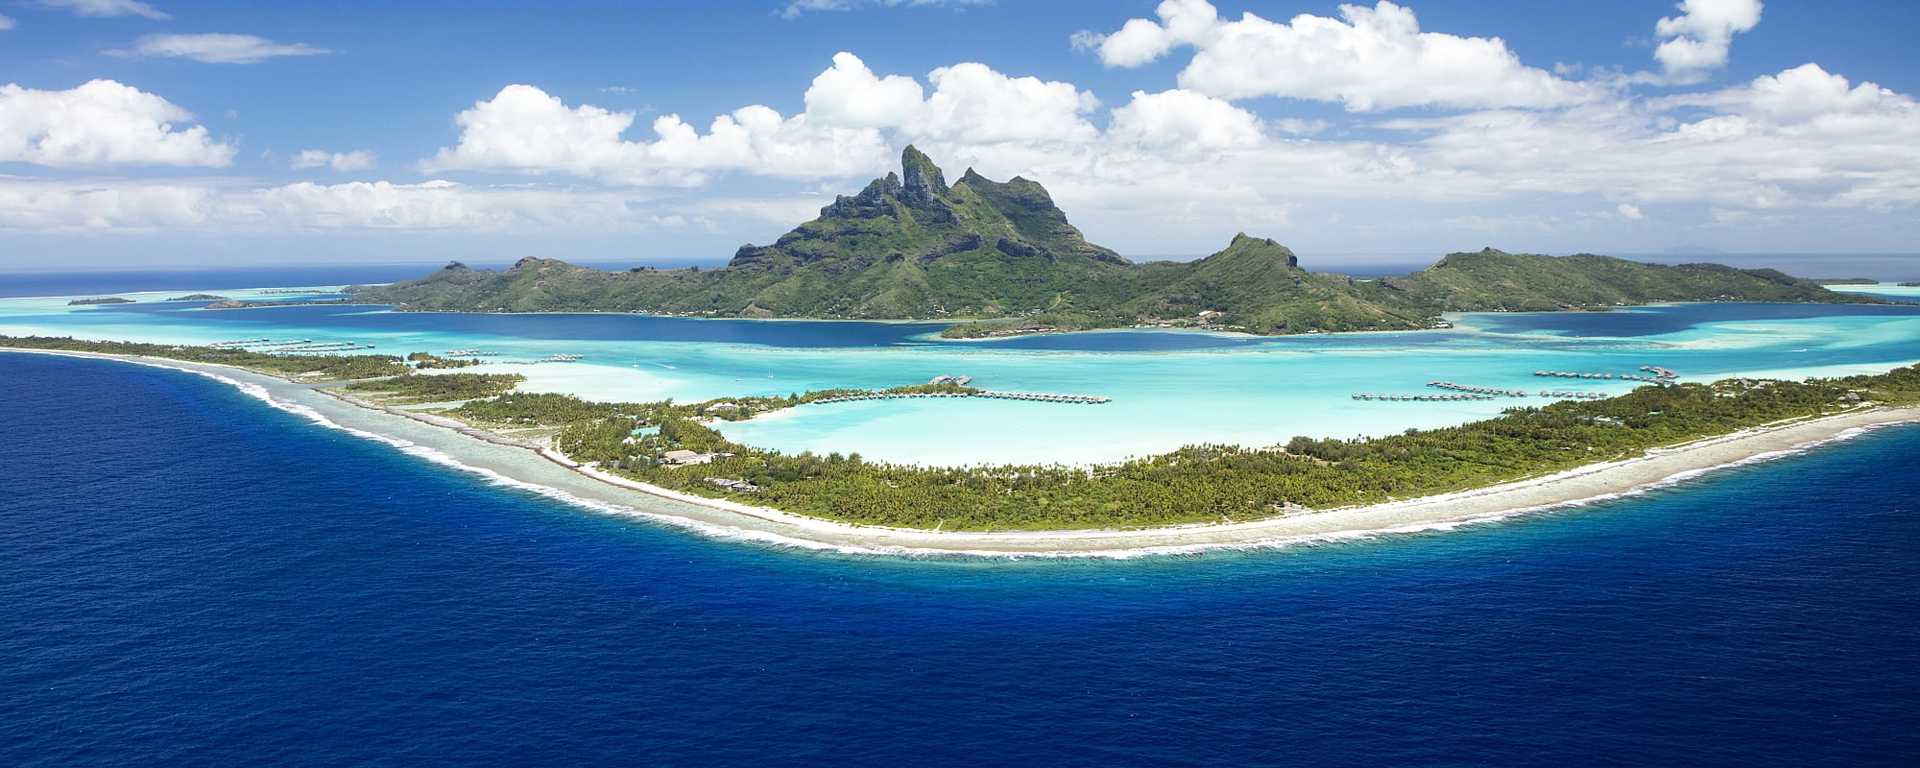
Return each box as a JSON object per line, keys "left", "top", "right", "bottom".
{"left": 108, "top": 33, "right": 333, "bottom": 64}
{"left": 1076, "top": 0, "right": 1597, "bottom": 112}
{"left": 1653, "top": 0, "right": 1763, "bottom": 81}
{"left": 426, "top": 56, "right": 1097, "bottom": 185}
{"left": 1073, "top": 0, "right": 1219, "bottom": 68}
{"left": 408, "top": 47, "right": 1920, "bottom": 251}
{"left": 0, "top": 79, "right": 235, "bottom": 167}
{"left": 1272, "top": 118, "right": 1328, "bottom": 136}
{"left": 7, "top": 28, "right": 1912, "bottom": 258}
{"left": 802, "top": 52, "right": 925, "bottom": 129}
{"left": 1108, "top": 89, "right": 1263, "bottom": 149}
{"left": 0, "top": 177, "right": 699, "bottom": 233}
{"left": 33, "top": 0, "right": 168, "bottom": 20}
{"left": 1670, "top": 62, "right": 1911, "bottom": 124}
{"left": 0, "top": 14, "right": 16, "bottom": 30}
{"left": 423, "top": 83, "right": 891, "bottom": 185}
{"left": 802, "top": 52, "right": 1098, "bottom": 143}
{"left": 779, "top": 0, "right": 986, "bottom": 20}
{"left": 292, "top": 149, "right": 377, "bottom": 172}
{"left": 918, "top": 63, "right": 1099, "bottom": 143}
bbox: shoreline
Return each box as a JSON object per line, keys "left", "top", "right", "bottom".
{"left": 6, "top": 347, "right": 1917, "bottom": 558}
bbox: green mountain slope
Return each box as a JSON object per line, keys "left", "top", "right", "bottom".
{"left": 352, "top": 148, "right": 1873, "bottom": 335}
{"left": 1377, "top": 249, "right": 1854, "bottom": 312}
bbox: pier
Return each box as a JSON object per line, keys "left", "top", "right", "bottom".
{"left": 1353, "top": 392, "right": 1496, "bottom": 402}
{"left": 208, "top": 338, "right": 378, "bottom": 354}
{"left": 811, "top": 390, "right": 1111, "bottom": 406}
{"left": 1535, "top": 367, "right": 1678, "bottom": 385}
{"left": 1428, "top": 381, "right": 1529, "bottom": 397}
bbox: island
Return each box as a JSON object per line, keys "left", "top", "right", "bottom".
{"left": 353, "top": 147, "right": 1871, "bottom": 337}
{"left": 204, "top": 298, "right": 350, "bottom": 309}
{"left": 166, "top": 293, "right": 230, "bottom": 301}
{"left": 67, "top": 297, "right": 133, "bottom": 306}
{"left": 4, "top": 334, "right": 1915, "bottom": 543}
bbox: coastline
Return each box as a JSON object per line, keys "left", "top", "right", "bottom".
{"left": 6, "top": 346, "right": 1917, "bottom": 558}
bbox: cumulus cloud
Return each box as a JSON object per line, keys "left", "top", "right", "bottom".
{"left": 292, "top": 149, "right": 376, "bottom": 172}
{"left": 0, "top": 79, "right": 234, "bottom": 167}
{"left": 794, "top": 54, "right": 1098, "bottom": 142}
{"left": 0, "top": 14, "right": 15, "bottom": 30}
{"left": 1075, "top": 0, "right": 1596, "bottom": 111}
{"left": 423, "top": 83, "right": 891, "bottom": 185}
{"left": 1108, "top": 89, "right": 1263, "bottom": 149}
{"left": 779, "top": 0, "right": 986, "bottom": 20}
{"left": 108, "top": 33, "right": 333, "bottom": 64}
{"left": 0, "top": 178, "right": 704, "bottom": 233}
{"left": 407, "top": 47, "right": 1919, "bottom": 246}
{"left": 1653, "top": 0, "right": 1763, "bottom": 81}
{"left": 6, "top": 26, "right": 1913, "bottom": 256}
{"left": 1072, "top": 0, "right": 1219, "bottom": 67}
{"left": 918, "top": 63, "right": 1099, "bottom": 142}
{"left": 801, "top": 52, "right": 926, "bottom": 129}
{"left": 1664, "top": 62, "right": 1910, "bottom": 124}
{"left": 32, "top": 0, "right": 168, "bottom": 20}
{"left": 427, "top": 55, "right": 1097, "bottom": 185}
{"left": 801, "top": 53, "right": 1098, "bottom": 142}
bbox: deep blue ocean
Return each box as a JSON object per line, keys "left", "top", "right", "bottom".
{"left": 5, "top": 352, "right": 1920, "bottom": 766}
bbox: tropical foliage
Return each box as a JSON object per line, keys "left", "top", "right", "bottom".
{"left": 353, "top": 148, "right": 1871, "bottom": 336}
{"left": 12, "top": 334, "right": 1914, "bottom": 532}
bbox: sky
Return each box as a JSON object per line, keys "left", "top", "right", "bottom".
{"left": 2, "top": 0, "right": 1918, "bottom": 272}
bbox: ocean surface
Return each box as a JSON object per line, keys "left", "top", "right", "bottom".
{"left": 4, "top": 351, "right": 1919, "bottom": 766}
{"left": 6, "top": 280, "right": 1920, "bottom": 466}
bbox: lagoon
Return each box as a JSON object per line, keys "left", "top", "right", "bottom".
{"left": 5, "top": 288, "right": 1920, "bottom": 465}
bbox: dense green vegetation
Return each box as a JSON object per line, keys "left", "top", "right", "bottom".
{"left": 67, "top": 297, "right": 133, "bottom": 305}
{"left": 1372, "top": 250, "right": 1866, "bottom": 313}
{"left": 521, "top": 368, "right": 1917, "bottom": 531}
{"left": 451, "top": 381, "right": 978, "bottom": 427}
{"left": 11, "top": 334, "right": 1914, "bottom": 532}
{"left": 407, "top": 351, "right": 483, "bottom": 369}
{"left": 345, "top": 372, "right": 526, "bottom": 403}
{"left": 355, "top": 147, "right": 1871, "bottom": 336}
{"left": 0, "top": 335, "right": 410, "bottom": 379}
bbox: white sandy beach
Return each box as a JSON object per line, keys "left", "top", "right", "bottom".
{"left": 7, "top": 347, "right": 1917, "bottom": 557}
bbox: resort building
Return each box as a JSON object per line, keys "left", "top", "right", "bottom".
{"left": 662, "top": 449, "right": 716, "bottom": 466}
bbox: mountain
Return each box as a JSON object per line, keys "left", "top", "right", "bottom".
{"left": 1375, "top": 249, "right": 1859, "bottom": 312}
{"left": 352, "top": 147, "right": 1874, "bottom": 335}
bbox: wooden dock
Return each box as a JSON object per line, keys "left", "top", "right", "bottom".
{"left": 811, "top": 390, "right": 1111, "bottom": 406}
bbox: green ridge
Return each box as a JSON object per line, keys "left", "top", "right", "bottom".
{"left": 353, "top": 148, "right": 1873, "bottom": 334}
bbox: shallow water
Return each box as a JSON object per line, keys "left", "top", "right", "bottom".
{"left": 3, "top": 352, "right": 1918, "bottom": 766}
{"left": 1827, "top": 282, "right": 1920, "bottom": 303}
{"left": 5, "top": 285, "right": 1920, "bottom": 465}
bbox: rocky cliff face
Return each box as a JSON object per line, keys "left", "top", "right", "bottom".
{"left": 727, "top": 145, "right": 1123, "bottom": 271}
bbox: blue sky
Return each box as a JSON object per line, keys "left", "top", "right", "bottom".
{"left": 2, "top": 0, "right": 1917, "bottom": 271}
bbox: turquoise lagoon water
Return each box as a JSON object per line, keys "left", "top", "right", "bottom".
{"left": 1827, "top": 282, "right": 1920, "bottom": 303}
{"left": 5, "top": 289, "right": 1920, "bottom": 465}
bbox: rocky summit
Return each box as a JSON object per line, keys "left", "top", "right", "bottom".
{"left": 352, "top": 148, "right": 1872, "bottom": 336}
